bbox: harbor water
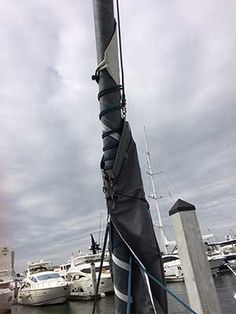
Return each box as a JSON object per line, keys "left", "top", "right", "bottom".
{"left": 11, "top": 273, "right": 236, "bottom": 314}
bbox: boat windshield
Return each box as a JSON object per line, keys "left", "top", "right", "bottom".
{"left": 162, "top": 256, "right": 180, "bottom": 263}
{"left": 36, "top": 273, "right": 61, "bottom": 281}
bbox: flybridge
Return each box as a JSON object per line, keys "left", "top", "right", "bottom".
{"left": 206, "top": 237, "right": 236, "bottom": 247}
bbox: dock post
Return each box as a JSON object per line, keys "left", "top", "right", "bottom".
{"left": 169, "top": 199, "right": 222, "bottom": 314}
{"left": 90, "top": 262, "right": 97, "bottom": 296}
{"left": 14, "top": 278, "right": 18, "bottom": 301}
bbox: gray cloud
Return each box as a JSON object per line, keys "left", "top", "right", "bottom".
{"left": 0, "top": 0, "right": 235, "bottom": 271}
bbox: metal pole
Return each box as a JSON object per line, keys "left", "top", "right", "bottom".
{"left": 92, "top": 223, "right": 109, "bottom": 314}
{"left": 92, "top": 1, "right": 131, "bottom": 313}
{"left": 144, "top": 127, "right": 168, "bottom": 254}
{"left": 91, "top": 262, "right": 97, "bottom": 295}
{"left": 92, "top": 0, "right": 123, "bottom": 171}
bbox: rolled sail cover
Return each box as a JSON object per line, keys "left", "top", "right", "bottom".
{"left": 107, "top": 121, "right": 168, "bottom": 313}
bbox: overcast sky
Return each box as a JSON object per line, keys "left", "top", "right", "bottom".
{"left": 0, "top": 0, "right": 235, "bottom": 271}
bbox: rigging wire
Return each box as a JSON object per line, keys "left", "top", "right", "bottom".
{"left": 98, "top": 212, "right": 102, "bottom": 246}
{"left": 136, "top": 260, "right": 198, "bottom": 314}
{"left": 116, "top": 0, "right": 127, "bottom": 117}
{"left": 151, "top": 157, "right": 218, "bottom": 239}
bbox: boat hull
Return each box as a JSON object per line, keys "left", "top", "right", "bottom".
{"left": 69, "top": 275, "right": 113, "bottom": 300}
{"left": 0, "top": 289, "right": 13, "bottom": 313}
{"left": 224, "top": 254, "right": 236, "bottom": 268}
{"left": 163, "top": 255, "right": 184, "bottom": 282}
{"left": 18, "top": 285, "right": 70, "bottom": 306}
{"left": 165, "top": 275, "right": 184, "bottom": 283}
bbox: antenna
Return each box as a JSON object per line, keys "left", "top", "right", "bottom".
{"left": 98, "top": 212, "right": 102, "bottom": 245}
{"left": 144, "top": 126, "right": 168, "bottom": 254}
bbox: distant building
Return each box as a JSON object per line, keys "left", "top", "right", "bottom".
{"left": 0, "top": 246, "right": 15, "bottom": 279}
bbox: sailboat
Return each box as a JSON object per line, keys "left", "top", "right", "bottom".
{"left": 144, "top": 127, "right": 185, "bottom": 282}
{"left": 143, "top": 127, "right": 236, "bottom": 278}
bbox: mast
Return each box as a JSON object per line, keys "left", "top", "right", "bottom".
{"left": 92, "top": 1, "right": 168, "bottom": 313}
{"left": 92, "top": 1, "right": 131, "bottom": 312}
{"left": 144, "top": 126, "right": 168, "bottom": 254}
{"left": 92, "top": 0, "right": 124, "bottom": 171}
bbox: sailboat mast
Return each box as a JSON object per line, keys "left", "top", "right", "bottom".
{"left": 92, "top": 1, "right": 131, "bottom": 312}
{"left": 92, "top": 1, "right": 168, "bottom": 312}
{"left": 92, "top": 0, "right": 123, "bottom": 171}
{"left": 144, "top": 127, "right": 168, "bottom": 254}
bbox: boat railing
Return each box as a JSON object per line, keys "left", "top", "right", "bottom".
{"left": 36, "top": 280, "right": 64, "bottom": 288}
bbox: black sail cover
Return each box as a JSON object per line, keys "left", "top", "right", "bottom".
{"left": 103, "top": 122, "right": 168, "bottom": 313}
{"left": 92, "top": 0, "right": 167, "bottom": 312}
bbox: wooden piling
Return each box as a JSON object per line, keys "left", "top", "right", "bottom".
{"left": 90, "top": 262, "right": 97, "bottom": 296}
{"left": 169, "top": 199, "right": 222, "bottom": 314}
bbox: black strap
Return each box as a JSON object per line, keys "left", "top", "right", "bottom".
{"left": 98, "top": 85, "right": 122, "bottom": 101}
{"left": 99, "top": 105, "right": 121, "bottom": 120}
{"left": 102, "top": 127, "right": 123, "bottom": 139}
{"left": 102, "top": 154, "right": 116, "bottom": 163}
{"left": 103, "top": 144, "right": 118, "bottom": 152}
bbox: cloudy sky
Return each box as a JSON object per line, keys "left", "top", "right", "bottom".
{"left": 0, "top": 0, "right": 235, "bottom": 271}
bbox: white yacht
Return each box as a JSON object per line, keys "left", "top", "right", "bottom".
{"left": 54, "top": 263, "right": 71, "bottom": 280}
{"left": 206, "top": 236, "right": 236, "bottom": 272}
{"left": 67, "top": 252, "right": 113, "bottom": 300}
{"left": 162, "top": 255, "right": 184, "bottom": 282}
{"left": 18, "top": 261, "right": 70, "bottom": 306}
{"left": 0, "top": 275, "right": 14, "bottom": 314}
{"left": 0, "top": 247, "right": 15, "bottom": 313}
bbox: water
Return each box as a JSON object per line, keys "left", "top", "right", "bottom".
{"left": 11, "top": 273, "right": 236, "bottom": 314}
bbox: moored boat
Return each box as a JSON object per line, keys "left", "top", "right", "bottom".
{"left": 206, "top": 235, "right": 236, "bottom": 273}
{"left": 0, "top": 282, "right": 14, "bottom": 314}
{"left": 54, "top": 262, "right": 71, "bottom": 280}
{"left": 17, "top": 261, "right": 70, "bottom": 306}
{"left": 162, "top": 255, "right": 184, "bottom": 282}
{"left": 67, "top": 252, "right": 113, "bottom": 300}
{"left": 0, "top": 247, "right": 15, "bottom": 313}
